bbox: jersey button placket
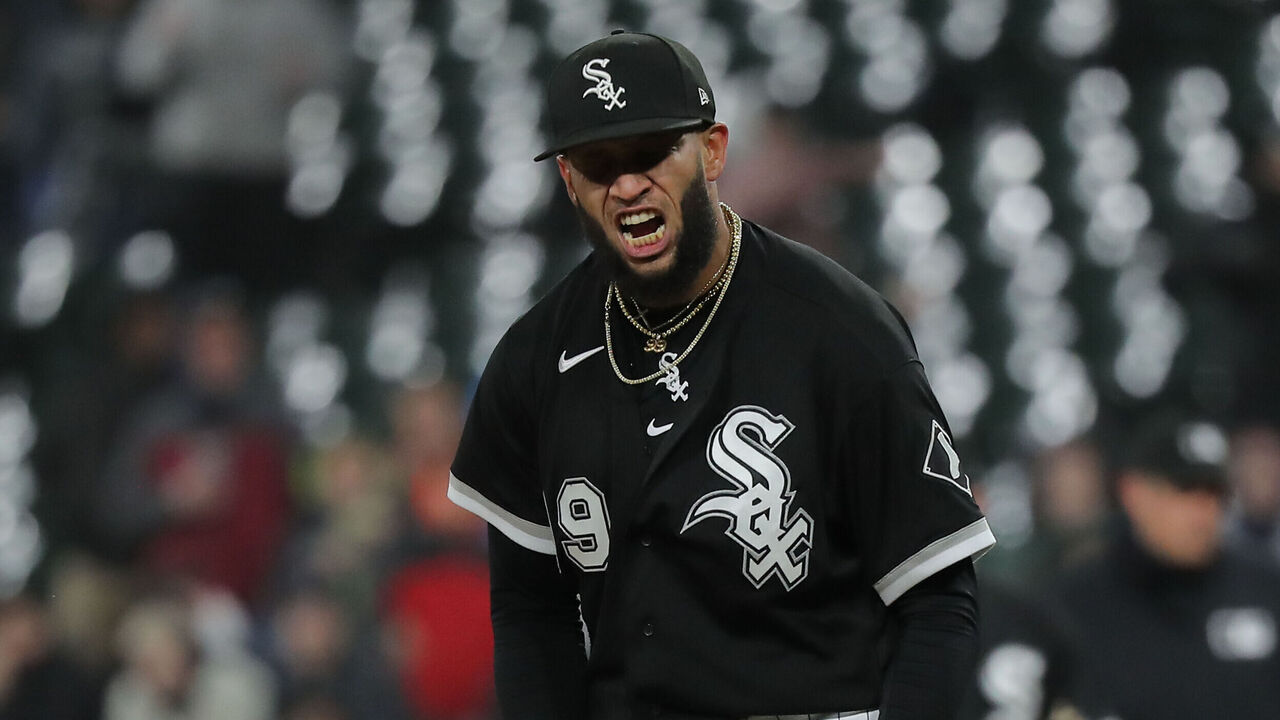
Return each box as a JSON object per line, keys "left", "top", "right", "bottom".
{"left": 642, "top": 621, "right": 655, "bottom": 637}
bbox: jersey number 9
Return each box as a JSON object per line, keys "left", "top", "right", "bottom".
{"left": 557, "top": 477, "right": 611, "bottom": 571}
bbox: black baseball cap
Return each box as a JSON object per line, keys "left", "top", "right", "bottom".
{"left": 1124, "top": 414, "right": 1230, "bottom": 492}
{"left": 534, "top": 30, "right": 716, "bottom": 162}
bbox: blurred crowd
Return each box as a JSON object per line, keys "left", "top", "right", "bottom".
{"left": 3, "top": 0, "right": 1280, "bottom": 719}
{"left": 3, "top": 0, "right": 499, "bottom": 718}
{"left": 3, "top": 282, "right": 495, "bottom": 720}
{"left": 0, "top": 0, "right": 350, "bottom": 289}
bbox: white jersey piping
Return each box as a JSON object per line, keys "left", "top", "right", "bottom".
{"left": 447, "top": 472, "right": 557, "bottom": 555}
{"left": 874, "top": 517, "right": 996, "bottom": 605}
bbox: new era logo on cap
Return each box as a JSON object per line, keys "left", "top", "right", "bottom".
{"left": 535, "top": 31, "right": 717, "bottom": 161}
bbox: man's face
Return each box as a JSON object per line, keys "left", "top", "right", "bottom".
{"left": 1121, "top": 472, "right": 1225, "bottom": 568}
{"left": 556, "top": 125, "right": 727, "bottom": 305}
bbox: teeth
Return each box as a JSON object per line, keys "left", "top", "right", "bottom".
{"left": 620, "top": 210, "right": 658, "bottom": 226}
{"left": 622, "top": 223, "right": 666, "bottom": 247}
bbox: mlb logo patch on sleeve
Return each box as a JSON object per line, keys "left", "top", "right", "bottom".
{"left": 922, "top": 419, "right": 972, "bottom": 495}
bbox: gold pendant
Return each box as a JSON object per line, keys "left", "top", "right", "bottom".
{"left": 644, "top": 337, "right": 667, "bottom": 353}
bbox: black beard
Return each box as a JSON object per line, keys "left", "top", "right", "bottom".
{"left": 575, "top": 164, "right": 718, "bottom": 308}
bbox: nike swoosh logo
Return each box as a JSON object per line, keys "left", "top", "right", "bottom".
{"left": 647, "top": 419, "right": 674, "bottom": 437}
{"left": 558, "top": 346, "right": 604, "bottom": 373}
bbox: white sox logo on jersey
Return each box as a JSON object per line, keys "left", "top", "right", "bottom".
{"left": 581, "top": 58, "right": 626, "bottom": 110}
{"left": 682, "top": 406, "right": 813, "bottom": 590}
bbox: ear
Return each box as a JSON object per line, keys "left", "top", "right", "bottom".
{"left": 701, "top": 123, "right": 729, "bottom": 182}
{"left": 556, "top": 156, "right": 579, "bottom": 206}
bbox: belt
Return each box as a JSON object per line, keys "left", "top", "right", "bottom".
{"left": 747, "top": 707, "right": 875, "bottom": 712}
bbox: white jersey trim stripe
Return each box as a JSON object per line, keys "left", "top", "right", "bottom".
{"left": 447, "top": 472, "right": 557, "bottom": 555}
{"left": 874, "top": 517, "right": 996, "bottom": 605}
{"left": 745, "top": 709, "right": 878, "bottom": 719}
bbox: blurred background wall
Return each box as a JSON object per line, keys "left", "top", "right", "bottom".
{"left": 1, "top": 1, "right": 1279, "bottom": 719}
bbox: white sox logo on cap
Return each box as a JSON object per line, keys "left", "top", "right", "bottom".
{"left": 581, "top": 58, "right": 627, "bottom": 111}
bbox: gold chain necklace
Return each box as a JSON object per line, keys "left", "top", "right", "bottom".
{"left": 616, "top": 266, "right": 728, "bottom": 353}
{"left": 627, "top": 247, "right": 731, "bottom": 338}
{"left": 605, "top": 203, "right": 742, "bottom": 385}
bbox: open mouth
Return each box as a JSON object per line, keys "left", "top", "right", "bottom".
{"left": 618, "top": 209, "right": 666, "bottom": 249}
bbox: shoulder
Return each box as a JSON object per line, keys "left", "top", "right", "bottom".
{"left": 744, "top": 220, "right": 919, "bottom": 375}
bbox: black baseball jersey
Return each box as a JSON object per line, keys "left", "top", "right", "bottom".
{"left": 449, "top": 218, "right": 995, "bottom": 717}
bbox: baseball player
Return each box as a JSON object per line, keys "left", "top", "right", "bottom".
{"left": 448, "top": 31, "right": 996, "bottom": 720}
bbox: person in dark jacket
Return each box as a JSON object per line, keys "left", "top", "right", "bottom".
{"left": 963, "top": 481, "right": 1109, "bottom": 720}
{"left": 1057, "top": 414, "right": 1280, "bottom": 720}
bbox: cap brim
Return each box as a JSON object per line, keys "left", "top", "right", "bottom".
{"left": 534, "top": 117, "right": 709, "bottom": 161}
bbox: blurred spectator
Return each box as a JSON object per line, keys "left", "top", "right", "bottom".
{"left": 269, "top": 381, "right": 493, "bottom": 720}
{"left": 43, "top": 554, "right": 133, "bottom": 685}
{"left": 960, "top": 580, "right": 1105, "bottom": 720}
{"left": 263, "top": 586, "right": 411, "bottom": 720}
{"left": 0, "top": 594, "right": 99, "bottom": 720}
{"left": 987, "top": 439, "right": 1110, "bottom": 588}
{"left": 718, "top": 105, "right": 880, "bottom": 264}
{"left": 95, "top": 284, "right": 292, "bottom": 604}
{"left": 1224, "top": 423, "right": 1280, "bottom": 564}
{"left": 963, "top": 479, "right": 1108, "bottom": 720}
{"left": 114, "top": 0, "right": 349, "bottom": 291}
{"left": 271, "top": 436, "right": 399, "bottom": 623}
{"left": 1056, "top": 415, "right": 1280, "bottom": 720}
{"left": 390, "top": 381, "right": 483, "bottom": 549}
{"left": 1029, "top": 440, "right": 1109, "bottom": 576}
{"left": 6, "top": 0, "right": 148, "bottom": 254}
{"left": 382, "top": 555, "right": 495, "bottom": 720}
{"left": 379, "top": 381, "right": 495, "bottom": 719}
{"left": 37, "top": 288, "right": 178, "bottom": 562}
{"left": 104, "top": 595, "right": 275, "bottom": 720}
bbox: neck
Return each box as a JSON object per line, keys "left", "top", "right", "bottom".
{"left": 639, "top": 203, "right": 733, "bottom": 309}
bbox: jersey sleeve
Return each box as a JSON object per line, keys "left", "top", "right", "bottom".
{"left": 844, "top": 360, "right": 996, "bottom": 605}
{"left": 448, "top": 328, "right": 555, "bottom": 555}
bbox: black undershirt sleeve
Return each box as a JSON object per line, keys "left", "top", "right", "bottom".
{"left": 488, "top": 525, "right": 589, "bottom": 720}
{"left": 879, "top": 559, "right": 980, "bottom": 720}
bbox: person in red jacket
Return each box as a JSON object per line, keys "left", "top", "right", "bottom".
{"left": 97, "top": 284, "right": 292, "bottom": 605}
